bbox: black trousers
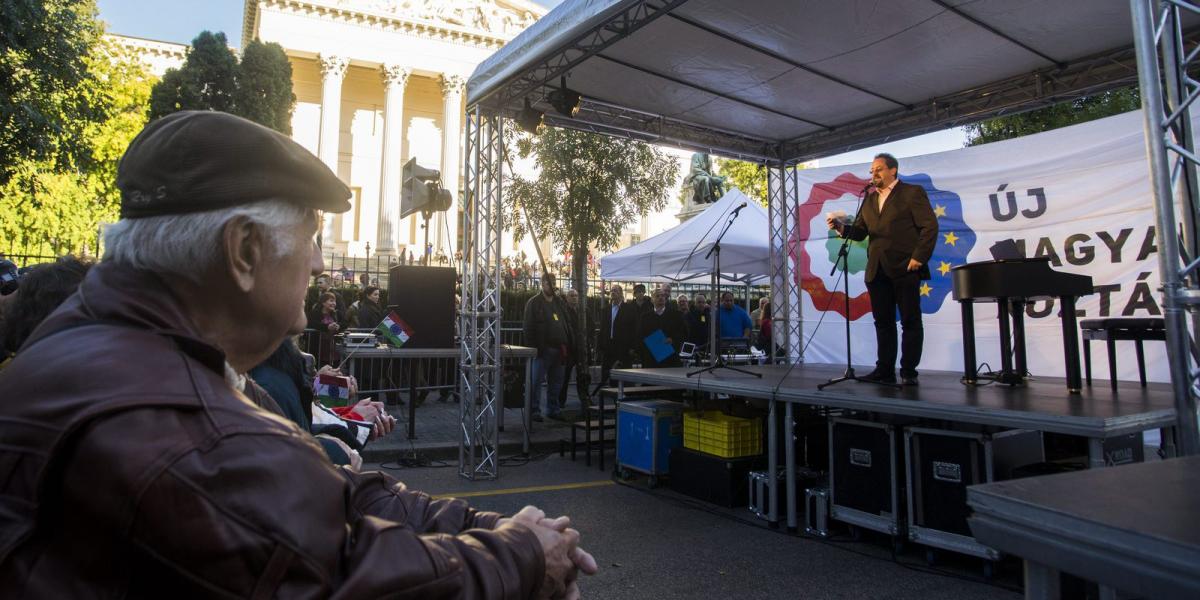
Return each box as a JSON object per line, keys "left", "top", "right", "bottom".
{"left": 599, "top": 346, "right": 633, "bottom": 387}
{"left": 866, "top": 270, "right": 924, "bottom": 376}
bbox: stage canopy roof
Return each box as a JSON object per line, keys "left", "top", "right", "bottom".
{"left": 467, "top": 0, "right": 1199, "bottom": 164}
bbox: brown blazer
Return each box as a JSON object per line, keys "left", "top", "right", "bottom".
{"left": 843, "top": 179, "right": 939, "bottom": 282}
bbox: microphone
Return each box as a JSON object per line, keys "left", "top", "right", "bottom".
{"left": 730, "top": 201, "right": 748, "bottom": 215}
{"left": 861, "top": 182, "right": 875, "bottom": 194}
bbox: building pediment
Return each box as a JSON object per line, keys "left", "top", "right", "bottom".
{"left": 334, "top": 0, "right": 541, "bottom": 37}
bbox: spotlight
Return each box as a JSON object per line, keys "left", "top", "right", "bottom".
{"left": 516, "top": 97, "right": 544, "bottom": 133}
{"left": 548, "top": 76, "right": 581, "bottom": 118}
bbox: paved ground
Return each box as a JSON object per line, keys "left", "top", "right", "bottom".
{"left": 361, "top": 369, "right": 597, "bottom": 463}
{"left": 358, "top": 372, "right": 1024, "bottom": 598}
{"left": 366, "top": 454, "right": 1022, "bottom": 600}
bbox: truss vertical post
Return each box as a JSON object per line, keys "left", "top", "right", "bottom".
{"left": 1131, "top": 0, "right": 1200, "bottom": 455}
{"left": 459, "top": 108, "right": 505, "bottom": 479}
{"left": 767, "top": 162, "right": 801, "bottom": 363}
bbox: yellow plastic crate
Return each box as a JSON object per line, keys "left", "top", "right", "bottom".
{"left": 683, "top": 411, "right": 763, "bottom": 458}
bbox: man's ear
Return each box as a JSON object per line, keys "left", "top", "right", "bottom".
{"left": 222, "top": 216, "right": 264, "bottom": 293}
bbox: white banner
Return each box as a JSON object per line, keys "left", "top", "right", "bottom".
{"left": 792, "top": 110, "right": 1172, "bottom": 383}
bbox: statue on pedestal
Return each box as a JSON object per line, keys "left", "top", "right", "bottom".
{"left": 682, "top": 152, "right": 726, "bottom": 204}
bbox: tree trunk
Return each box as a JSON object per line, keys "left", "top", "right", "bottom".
{"left": 572, "top": 240, "right": 590, "bottom": 400}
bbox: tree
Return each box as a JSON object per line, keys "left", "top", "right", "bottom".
{"left": 716, "top": 158, "right": 768, "bottom": 206}
{"left": 965, "top": 87, "right": 1140, "bottom": 146}
{"left": 236, "top": 40, "right": 296, "bottom": 134}
{"left": 148, "top": 32, "right": 295, "bottom": 133}
{"left": 148, "top": 31, "right": 237, "bottom": 119}
{"left": 1, "top": 38, "right": 154, "bottom": 257}
{"left": 0, "top": 0, "right": 105, "bottom": 184}
{"left": 505, "top": 126, "right": 679, "bottom": 391}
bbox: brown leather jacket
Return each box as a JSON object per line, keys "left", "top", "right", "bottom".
{"left": 0, "top": 262, "right": 544, "bottom": 598}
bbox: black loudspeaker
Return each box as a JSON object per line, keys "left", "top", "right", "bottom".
{"left": 387, "top": 265, "right": 456, "bottom": 348}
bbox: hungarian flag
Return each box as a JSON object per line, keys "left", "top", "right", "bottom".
{"left": 315, "top": 373, "right": 353, "bottom": 407}
{"left": 376, "top": 310, "right": 414, "bottom": 347}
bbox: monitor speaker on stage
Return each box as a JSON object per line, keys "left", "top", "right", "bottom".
{"left": 387, "top": 265, "right": 456, "bottom": 348}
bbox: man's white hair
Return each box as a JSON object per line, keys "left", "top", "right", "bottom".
{"left": 103, "top": 200, "right": 311, "bottom": 283}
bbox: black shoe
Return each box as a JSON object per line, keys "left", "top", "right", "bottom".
{"left": 531, "top": 413, "right": 544, "bottom": 423}
{"left": 860, "top": 370, "right": 896, "bottom": 384}
{"left": 901, "top": 375, "right": 919, "bottom": 386}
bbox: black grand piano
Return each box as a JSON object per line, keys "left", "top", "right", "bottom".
{"left": 951, "top": 257, "right": 1094, "bottom": 393}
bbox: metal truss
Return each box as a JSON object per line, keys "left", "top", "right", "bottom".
{"left": 459, "top": 108, "right": 505, "bottom": 479}
{"left": 767, "top": 163, "right": 802, "bottom": 363}
{"left": 1132, "top": 0, "right": 1200, "bottom": 456}
{"left": 780, "top": 40, "right": 1182, "bottom": 163}
{"left": 477, "top": 0, "right": 693, "bottom": 110}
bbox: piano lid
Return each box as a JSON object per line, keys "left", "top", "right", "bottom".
{"left": 951, "top": 256, "right": 1093, "bottom": 301}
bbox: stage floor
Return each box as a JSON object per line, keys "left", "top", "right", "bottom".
{"left": 610, "top": 363, "right": 1177, "bottom": 439}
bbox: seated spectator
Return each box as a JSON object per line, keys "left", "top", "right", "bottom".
{"left": 0, "top": 111, "right": 594, "bottom": 596}
{"left": 1, "top": 256, "right": 92, "bottom": 358}
{"left": 250, "top": 338, "right": 395, "bottom": 468}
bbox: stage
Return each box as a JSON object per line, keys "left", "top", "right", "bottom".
{"left": 610, "top": 363, "right": 1178, "bottom": 531}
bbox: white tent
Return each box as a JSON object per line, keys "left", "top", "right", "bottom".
{"left": 600, "top": 188, "right": 767, "bottom": 284}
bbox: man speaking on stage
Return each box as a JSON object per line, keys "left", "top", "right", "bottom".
{"left": 826, "top": 153, "right": 938, "bottom": 386}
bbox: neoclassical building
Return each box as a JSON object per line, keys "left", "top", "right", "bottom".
{"left": 245, "top": 0, "right": 545, "bottom": 258}
{"left": 112, "top": 0, "right": 695, "bottom": 263}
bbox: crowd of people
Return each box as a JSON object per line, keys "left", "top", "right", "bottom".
{"left": 522, "top": 275, "right": 776, "bottom": 421}
{"left": 0, "top": 111, "right": 595, "bottom": 597}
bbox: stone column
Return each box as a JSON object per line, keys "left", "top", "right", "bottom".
{"left": 317, "top": 54, "right": 349, "bottom": 244}
{"left": 378, "top": 64, "right": 410, "bottom": 255}
{"left": 438, "top": 73, "right": 466, "bottom": 258}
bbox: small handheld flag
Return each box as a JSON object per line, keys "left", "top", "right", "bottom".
{"left": 376, "top": 310, "right": 414, "bottom": 347}
{"left": 315, "top": 373, "right": 353, "bottom": 407}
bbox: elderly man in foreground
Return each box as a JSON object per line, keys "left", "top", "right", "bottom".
{"left": 0, "top": 111, "right": 595, "bottom": 598}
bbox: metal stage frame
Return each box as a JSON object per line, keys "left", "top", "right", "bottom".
{"left": 458, "top": 0, "right": 1200, "bottom": 475}
{"left": 1131, "top": 0, "right": 1200, "bottom": 455}
{"left": 459, "top": 108, "right": 505, "bottom": 480}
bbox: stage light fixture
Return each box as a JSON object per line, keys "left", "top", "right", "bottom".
{"left": 548, "top": 77, "right": 581, "bottom": 118}
{"left": 517, "top": 97, "right": 544, "bottom": 133}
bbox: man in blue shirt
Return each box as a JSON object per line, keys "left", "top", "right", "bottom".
{"left": 717, "top": 291, "right": 752, "bottom": 340}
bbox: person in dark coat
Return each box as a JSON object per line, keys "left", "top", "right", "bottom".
{"left": 637, "top": 287, "right": 688, "bottom": 368}
{"left": 0, "top": 110, "right": 594, "bottom": 597}
{"left": 828, "top": 152, "right": 938, "bottom": 385}
{"left": 685, "top": 293, "right": 711, "bottom": 351}
{"left": 597, "top": 284, "right": 639, "bottom": 385}
{"left": 523, "top": 272, "right": 575, "bottom": 420}
{"left": 356, "top": 285, "right": 386, "bottom": 329}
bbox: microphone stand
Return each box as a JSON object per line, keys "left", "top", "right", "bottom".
{"left": 688, "top": 205, "right": 761, "bottom": 378}
{"left": 819, "top": 186, "right": 901, "bottom": 390}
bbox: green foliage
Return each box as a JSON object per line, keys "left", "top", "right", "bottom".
{"left": 505, "top": 126, "right": 679, "bottom": 255}
{"left": 504, "top": 125, "right": 678, "bottom": 368}
{"left": 965, "top": 87, "right": 1141, "bottom": 146}
{"left": 148, "top": 32, "right": 295, "bottom": 133}
{"left": 715, "top": 158, "right": 768, "bottom": 206}
{"left": 0, "top": 0, "right": 105, "bottom": 184}
{"left": 235, "top": 40, "right": 296, "bottom": 134}
{"left": 1, "top": 27, "right": 153, "bottom": 256}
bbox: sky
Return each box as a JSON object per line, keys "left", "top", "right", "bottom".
{"left": 95, "top": 0, "right": 963, "bottom": 164}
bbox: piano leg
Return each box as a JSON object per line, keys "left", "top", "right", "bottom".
{"left": 1012, "top": 299, "right": 1028, "bottom": 380}
{"left": 961, "top": 300, "right": 978, "bottom": 383}
{"left": 1060, "top": 295, "right": 1083, "bottom": 393}
{"left": 997, "top": 298, "right": 1015, "bottom": 383}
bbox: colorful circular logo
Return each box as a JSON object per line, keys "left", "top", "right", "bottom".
{"left": 792, "top": 172, "right": 975, "bottom": 320}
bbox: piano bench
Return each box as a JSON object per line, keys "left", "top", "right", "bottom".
{"left": 1080, "top": 318, "right": 1165, "bottom": 390}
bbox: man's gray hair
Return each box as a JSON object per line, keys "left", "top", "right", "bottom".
{"left": 103, "top": 200, "right": 311, "bottom": 283}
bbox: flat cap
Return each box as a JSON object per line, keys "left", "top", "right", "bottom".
{"left": 117, "top": 110, "right": 351, "bottom": 218}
